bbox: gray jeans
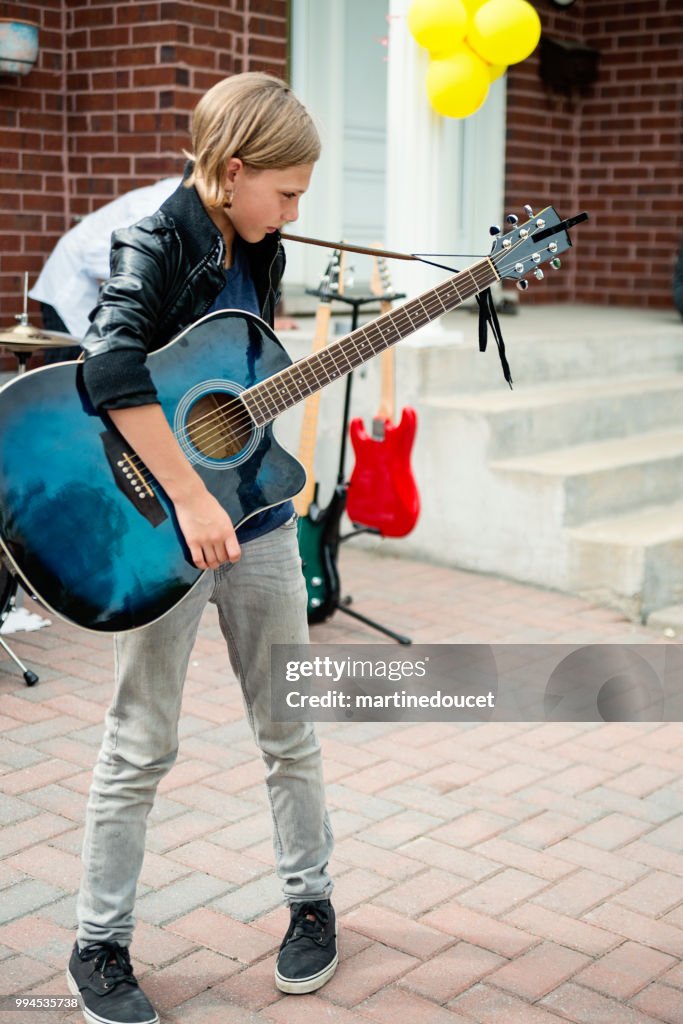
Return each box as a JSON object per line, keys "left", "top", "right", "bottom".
{"left": 77, "top": 516, "right": 334, "bottom": 947}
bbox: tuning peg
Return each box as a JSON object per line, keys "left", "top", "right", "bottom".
{"left": 524, "top": 204, "right": 534, "bottom": 217}
{"left": 550, "top": 257, "right": 562, "bottom": 270}
{"left": 489, "top": 224, "right": 501, "bottom": 236}
{"left": 534, "top": 268, "right": 545, "bottom": 280}
{"left": 516, "top": 279, "right": 529, "bottom": 291}
{"left": 506, "top": 213, "right": 518, "bottom": 225}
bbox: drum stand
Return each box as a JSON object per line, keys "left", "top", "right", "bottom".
{"left": 0, "top": 587, "right": 39, "bottom": 686}
{"left": 0, "top": 274, "right": 64, "bottom": 687}
{"left": 0, "top": 637, "right": 39, "bottom": 687}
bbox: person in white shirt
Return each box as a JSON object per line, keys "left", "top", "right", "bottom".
{"left": 29, "top": 178, "right": 182, "bottom": 358}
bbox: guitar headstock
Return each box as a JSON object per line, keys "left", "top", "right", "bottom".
{"left": 371, "top": 249, "right": 393, "bottom": 299}
{"left": 307, "top": 247, "right": 355, "bottom": 303}
{"left": 489, "top": 206, "right": 589, "bottom": 290}
{"left": 371, "top": 245, "right": 405, "bottom": 304}
{"left": 314, "top": 250, "right": 342, "bottom": 299}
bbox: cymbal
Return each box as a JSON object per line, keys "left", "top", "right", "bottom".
{"left": 0, "top": 322, "right": 80, "bottom": 351}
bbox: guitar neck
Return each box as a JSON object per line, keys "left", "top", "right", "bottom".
{"left": 377, "top": 299, "right": 395, "bottom": 422}
{"left": 294, "top": 302, "right": 331, "bottom": 515}
{"left": 243, "top": 256, "right": 498, "bottom": 427}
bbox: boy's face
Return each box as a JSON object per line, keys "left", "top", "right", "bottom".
{"left": 227, "top": 163, "right": 314, "bottom": 243}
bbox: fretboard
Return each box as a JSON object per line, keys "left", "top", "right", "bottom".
{"left": 242, "top": 256, "right": 498, "bottom": 427}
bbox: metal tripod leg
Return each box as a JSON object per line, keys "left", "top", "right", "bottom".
{"left": 336, "top": 598, "right": 412, "bottom": 645}
{"left": 0, "top": 633, "right": 39, "bottom": 686}
{"left": 336, "top": 532, "right": 412, "bottom": 644}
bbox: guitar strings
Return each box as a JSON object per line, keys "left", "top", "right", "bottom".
{"left": 169, "top": 232, "right": 532, "bottom": 452}
{"left": 124, "top": 234, "right": 543, "bottom": 481}
{"left": 175, "top": 237, "right": 529, "bottom": 452}
{"left": 155, "top": 271, "right": 488, "bottom": 465}
{"left": 125, "top": 253, "right": 517, "bottom": 475}
{"left": 175, "top": 256, "right": 499, "bottom": 449}
{"left": 127, "top": 252, "right": 519, "bottom": 475}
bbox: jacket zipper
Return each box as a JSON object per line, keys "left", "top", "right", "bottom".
{"left": 194, "top": 237, "right": 226, "bottom": 319}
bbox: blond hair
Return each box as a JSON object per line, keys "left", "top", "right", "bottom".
{"left": 184, "top": 72, "right": 320, "bottom": 208}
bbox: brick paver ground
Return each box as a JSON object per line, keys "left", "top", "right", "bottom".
{"left": 1, "top": 546, "right": 682, "bottom": 1023}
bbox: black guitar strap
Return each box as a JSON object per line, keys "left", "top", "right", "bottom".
{"left": 476, "top": 288, "right": 513, "bottom": 389}
{"left": 282, "top": 232, "right": 514, "bottom": 388}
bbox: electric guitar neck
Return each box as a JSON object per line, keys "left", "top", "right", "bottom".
{"left": 293, "top": 250, "right": 343, "bottom": 517}
{"left": 370, "top": 251, "right": 403, "bottom": 438}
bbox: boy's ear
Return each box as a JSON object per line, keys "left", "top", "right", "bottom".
{"left": 225, "top": 157, "right": 244, "bottom": 183}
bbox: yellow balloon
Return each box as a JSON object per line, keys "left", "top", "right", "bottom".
{"left": 461, "top": 0, "right": 489, "bottom": 13}
{"left": 426, "top": 45, "right": 491, "bottom": 118}
{"left": 468, "top": 0, "right": 541, "bottom": 66}
{"left": 489, "top": 63, "right": 507, "bottom": 81}
{"left": 407, "top": 0, "right": 468, "bottom": 55}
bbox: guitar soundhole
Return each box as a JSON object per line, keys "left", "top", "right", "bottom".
{"left": 186, "top": 392, "right": 252, "bottom": 460}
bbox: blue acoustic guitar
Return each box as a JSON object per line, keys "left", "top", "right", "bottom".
{"left": 0, "top": 207, "right": 586, "bottom": 632}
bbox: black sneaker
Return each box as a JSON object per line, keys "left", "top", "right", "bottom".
{"left": 66, "top": 941, "right": 158, "bottom": 1024}
{"left": 275, "top": 899, "right": 338, "bottom": 994}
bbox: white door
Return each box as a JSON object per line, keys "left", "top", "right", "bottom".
{"left": 289, "top": 0, "right": 506, "bottom": 299}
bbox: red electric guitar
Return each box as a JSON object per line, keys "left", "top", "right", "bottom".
{"left": 346, "top": 255, "right": 421, "bottom": 537}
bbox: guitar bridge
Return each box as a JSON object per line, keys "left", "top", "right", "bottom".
{"left": 100, "top": 431, "right": 168, "bottom": 528}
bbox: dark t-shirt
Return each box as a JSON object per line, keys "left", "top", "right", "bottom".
{"left": 207, "top": 240, "right": 294, "bottom": 543}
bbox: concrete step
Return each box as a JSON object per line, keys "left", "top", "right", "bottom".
{"left": 284, "top": 304, "right": 683, "bottom": 621}
{"left": 410, "top": 304, "right": 683, "bottom": 394}
{"left": 285, "top": 304, "right": 683, "bottom": 397}
{"left": 423, "top": 374, "right": 683, "bottom": 459}
{"left": 490, "top": 428, "right": 683, "bottom": 526}
{"left": 567, "top": 499, "right": 683, "bottom": 621}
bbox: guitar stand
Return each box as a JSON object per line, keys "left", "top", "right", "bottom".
{"left": 330, "top": 291, "right": 412, "bottom": 646}
{"left": 336, "top": 597, "right": 411, "bottom": 645}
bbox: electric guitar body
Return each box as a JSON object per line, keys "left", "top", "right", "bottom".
{"left": 294, "top": 251, "right": 347, "bottom": 622}
{"left": 296, "top": 485, "right": 347, "bottom": 624}
{"left": 348, "top": 407, "right": 420, "bottom": 538}
{"left": 346, "top": 253, "right": 421, "bottom": 537}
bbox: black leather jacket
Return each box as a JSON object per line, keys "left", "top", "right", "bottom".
{"left": 81, "top": 173, "right": 285, "bottom": 412}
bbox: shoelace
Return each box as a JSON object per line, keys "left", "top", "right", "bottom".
{"left": 82, "top": 941, "right": 136, "bottom": 988}
{"left": 290, "top": 902, "right": 329, "bottom": 942}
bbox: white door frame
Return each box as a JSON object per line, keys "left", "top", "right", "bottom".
{"left": 288, "top": 0, "right": 346, "bottom": 289}
{"left": 289, "top": 0, "right": 506, "bottom": 300}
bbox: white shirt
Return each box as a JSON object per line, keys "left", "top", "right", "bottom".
{"left": 29, "top": 177, "right": 182, "bottom": 338}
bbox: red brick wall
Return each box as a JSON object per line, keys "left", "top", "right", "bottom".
{"left": 3, "top": 0, "right": 681, "bottom": 326}
{"left": 0, "top": 0, "right": 66, "bottom": 336}
{"left": 65, "top": 0, "right": 288, "bottom": 216}
{"left": 0, "top": 0, "right": 288, "bottom": 349}
{"left": 504, "top": 0, "right": 683, "bottom": 308}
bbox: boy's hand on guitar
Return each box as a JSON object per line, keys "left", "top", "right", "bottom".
{"left": 173, "top": 484, "right": 242, "bottom": 569}
{"left": 106, "top": 404, "right": 241, "bottom": 570}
